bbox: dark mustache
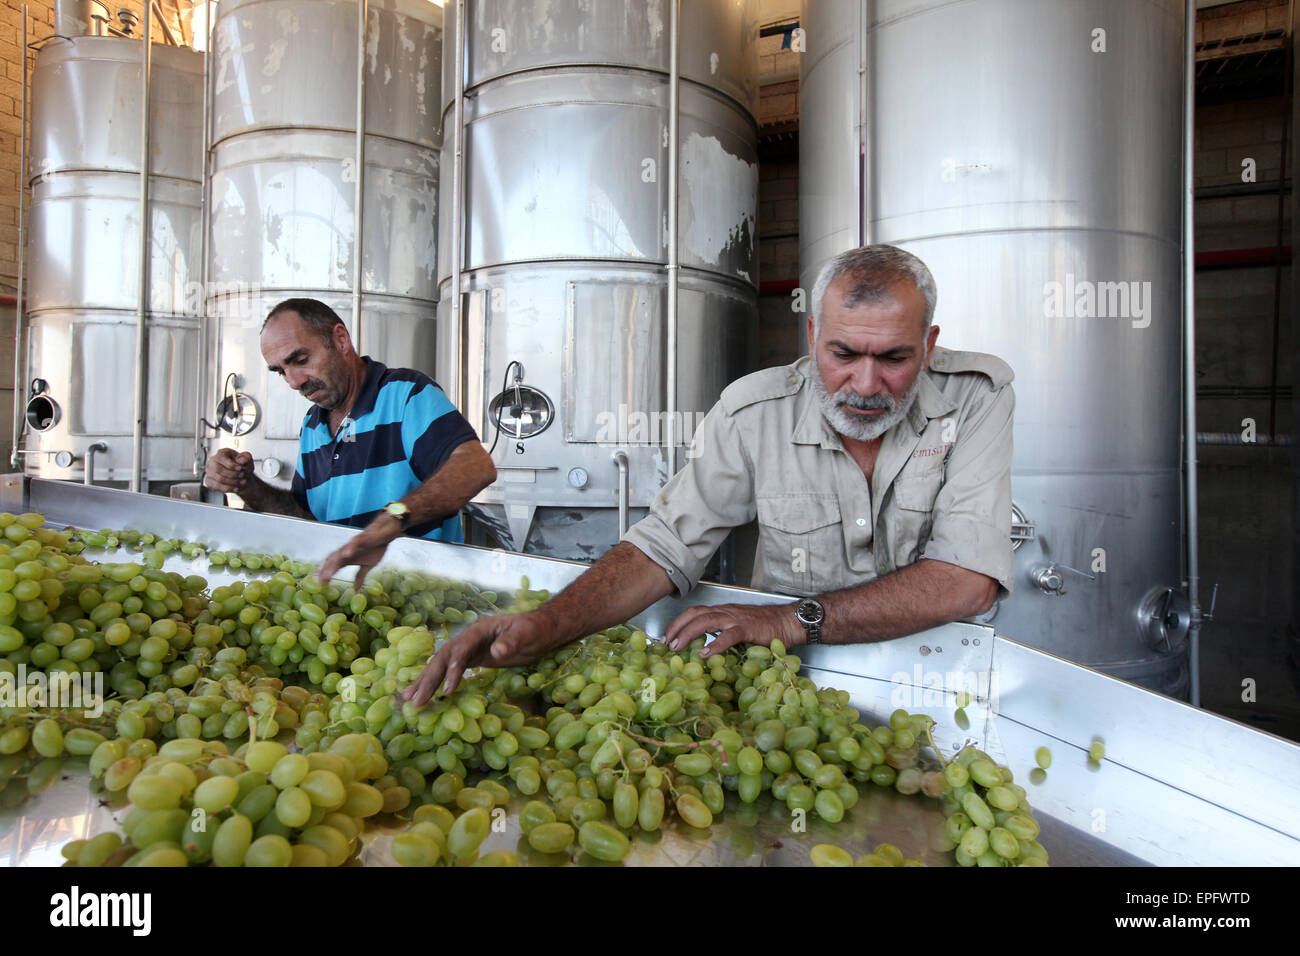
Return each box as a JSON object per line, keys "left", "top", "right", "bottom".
{"left": 300, "top": 379, "right": 327, "bottom": 396}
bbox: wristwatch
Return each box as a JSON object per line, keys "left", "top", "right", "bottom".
{"left": 383, "top": 500, "right": 411, "bottom": 531}
{"left": 795, "top": 598, "right": 825, "bottom": 645}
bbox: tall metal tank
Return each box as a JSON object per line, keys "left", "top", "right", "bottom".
{"left": 21, "top": 36, "right": 205, "bottom": 485}
{"left": 439, "top": 0, "right": 760, "bottom": 558}
{"left": 799, "top": 0, "right": 1190, "bottom": 695}
{"left": 206, "top": 0, "right": 443, "bottom": 485}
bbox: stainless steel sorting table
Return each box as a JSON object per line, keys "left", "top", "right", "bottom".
{"left": 2, "top": 478, "right": 1297, "bottom": 866}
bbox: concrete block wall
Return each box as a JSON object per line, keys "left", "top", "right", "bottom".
{"left": 754, "top": 0, "right": 802, "bottom": 372}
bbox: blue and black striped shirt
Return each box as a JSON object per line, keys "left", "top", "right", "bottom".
{"left": 290, "top": 359, "right": 479, "bottom": 542}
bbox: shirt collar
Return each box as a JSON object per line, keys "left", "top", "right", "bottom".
{"left": 790, "top": 353, "right": 958, "bottom": 447}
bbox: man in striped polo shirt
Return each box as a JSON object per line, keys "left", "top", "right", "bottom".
{"left": 203, "top": 298, "right": 496, "bottom": 585}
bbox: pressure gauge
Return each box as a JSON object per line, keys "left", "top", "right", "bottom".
{"left": 54, "top": 450, "right": 74, "bottom": 469}
{"left": 567, "top": 467, "right": 589, "bottom": 489}
{"left": 261, "top": 457, "right": 283, "bottom": 479}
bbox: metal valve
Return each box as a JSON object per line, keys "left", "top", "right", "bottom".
{"left": 1137, "top": 585, "right": 1194, "bottom": 653}
{"left": 1030, "top": 561, "right": 1095, "bottom": 596}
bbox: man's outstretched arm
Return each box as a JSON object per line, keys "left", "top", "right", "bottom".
{"left": 402, "top": 542, "right": 675, "bottom": 703}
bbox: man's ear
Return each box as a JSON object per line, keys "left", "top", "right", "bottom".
{"left": 807, "top": 315, "right": 817, "bottom": 354}
{"left": 333, "top": 321, "right": 352, "bottom": 354}
{"left": 924, "top": 324, "right": 940, "bottom": 363}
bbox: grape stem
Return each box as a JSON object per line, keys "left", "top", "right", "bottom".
{"left": 924, "top": 723, "right": 948, "bottom": 770}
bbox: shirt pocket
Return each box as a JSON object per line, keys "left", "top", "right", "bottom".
{"left": 755, "top": 494, "right": 843, "bottom": 595}
{"left": 887, "top": 470, "right": 943, "bottom": 567}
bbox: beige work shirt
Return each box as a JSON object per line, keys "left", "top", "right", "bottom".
{"left": 623, "top": 346, "right": 1015, "bottom": 599}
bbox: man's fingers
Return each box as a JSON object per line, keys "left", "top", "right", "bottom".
{"left": 318, "top": 548, "right": 346, "bottom": 586}
{"left": 666, "top": 607, "right": 733, "bottom": 651}
{"left": 664, "top": 604, "right": 718, "bottom": 648}
{"left": 440, "top": 646, "right": 473, "bottom": 697}
{"left": 353, "top": 560, "right": 378, "bottom": 590}
{"left": 402, "top": 654, "right": 448, "bottom": 707}
{"left": 699, "top": 626, "right": 746, "bottom": 660}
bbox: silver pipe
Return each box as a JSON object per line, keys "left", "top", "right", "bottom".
{"left": 665, "top": 0, "right": 680, "bottom": 477}
{"left": 1197, "top": 431, "right": 1293, "bottom": 446}
{"left": 758, "top": 69, "right": 800, "bottom": 86}
{"left": 351, "top": 0, "right": 368, "bottom": 352}
{"left": 11, "top": 6, "right": 27, "bottom": 469}
{"left": 130, "top": 0, "right": 153, "bottom": 494}
{"left": 194, "top": 0, "right": 215, "bottom": 475}
{"left": 450, "top": 0, "right": 466, "bottom": 410}
{"left": 613, "top": 450, "right": 629, "bottom": 537}
{"left": 860, "top": 0, "right": 873, "bottom": 245}
{"left": 84, "top": 442, "right": 107, "bottom": 486}
{"left": 54, "top": 0, "right": 91, "bottom": 36}
{"left": 1183, "top": 0, "right": 1202, "bottom": 707}
{"left": 151, "top": 2, "right": 178, "bottom": 46}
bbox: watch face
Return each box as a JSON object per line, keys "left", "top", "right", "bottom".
{"left": 797, "top": 600, "right": 824, "bottom": 625}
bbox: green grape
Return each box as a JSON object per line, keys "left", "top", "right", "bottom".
{"left": 1089, "top": 738, "right": 1105, "bottom": 761}
{"left": 212, "top": 814, "right": 254, "bottom": 867}
{"left": 31, "top": 718, "right": 64, "bottom": 758}
{"left": 447, "top": 807, "right": 491, "bottom": 861}
{"left": 968, "top": 758, "right": 1003, "bottom": 788}
{"left": 578, "top": 821, "right": 630, "bottom": 862}
{"left": 528, "top": 822, "right": 575, "bottom": 854}
{"left": 989, "top": 827, "right": 1020, "bottom": 859}
{"left": 1035, "top": 746, "right": 1052, "bottom": 770}
{"left": 638, "top": 787, "right": 665, "bottom": 831}
{"left": 810, "top": 844, "right": 854, "bottom": 867}
{"left": 961, "top": 792, "right": 996, "bottom": 831}
{"left": 959, "top": 826, "right": 989, "bottom": 857}
{"left": 677, "top": 792, "right": 713, "bottom": 828}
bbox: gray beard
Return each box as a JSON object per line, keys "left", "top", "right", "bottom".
{"left": 810, "top": 366, "right": 921, "bottom": 441}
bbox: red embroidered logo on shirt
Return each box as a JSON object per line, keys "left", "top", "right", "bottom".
{"left": 912, "top": 445, "right": 950, "bottom": 459}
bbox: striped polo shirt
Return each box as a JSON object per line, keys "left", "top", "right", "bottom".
{"left": 290, "top": 358, "right": 480, "bottom": 542}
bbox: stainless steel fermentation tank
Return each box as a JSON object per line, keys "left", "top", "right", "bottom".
{"left": 799, "top": 0, "right": 1191, "bottom": 694}
{"left": 20, "top": 36, "right": 204, "bottom": 485}
{"left": 438, "top": 0, "right": 760, "bottom": 559}
{"left": 206, "top": 0, "right": 443, "bottom": 485}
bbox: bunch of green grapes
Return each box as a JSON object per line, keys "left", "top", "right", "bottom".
{"left": 810, "top": 842, "right": 927, "bottom": 866}
{"left": 226, "top": 574, "right": 368, "bottom": 684}
{"left": 63, "top": 732, "right": 392, "bottom": 867}
{"left": 0, "top": 551, "right": 212, "bottom": 700}
{"left": 74, "top": 527, "right": 201, "bottom": 562}
{"left": 537, "top": 631, "right": 927, "bottom": 817}
{"left": 86, "top": 676, "right": 328, "bottom": 781}
{"left": 937, "top": 746, "right": 1048, "bottom": 866}
{"left": 0, "top": 705, "right": 116, "bottom": 809}
{"left": 207, "top": 550, "right": 307, "bottom": 574}
{"left": 378, "top": 625, "right": 931, "bottom": 864}
{"left": 0, "top": 512, "right": 77, "bottom": 551}
{"left": 391, "top": 803, "right": 519, "bottom": 867}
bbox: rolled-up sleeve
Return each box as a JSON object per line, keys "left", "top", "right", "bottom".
{"left": 622, "top": 402, "right": 756, "bottom": 597}
{"left": 922, "top": 384, "right": 1015, "bottom": 598}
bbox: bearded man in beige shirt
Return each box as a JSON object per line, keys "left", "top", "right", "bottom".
{"left": 405, "top": 245, "right": 1015, "bottom": 704}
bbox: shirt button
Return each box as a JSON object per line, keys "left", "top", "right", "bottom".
{"left": 856, "top": 517, "right": 866, "bottom": 527}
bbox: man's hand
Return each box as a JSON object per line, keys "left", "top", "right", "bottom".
{"left": 203, "top": 448, "right": 255, "bottom": 495}
{"left": 400, "top": 611, "right": 558, "bottom": 705}
{"left": 318, "top": 518, "right": 400, "bottom": 588}
{"left": 664, "top": 601, "right": 802, "bottom": 659}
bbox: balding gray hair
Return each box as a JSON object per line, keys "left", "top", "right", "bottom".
{"left": 809, "top": 245, "right": 938, "bottom": 341}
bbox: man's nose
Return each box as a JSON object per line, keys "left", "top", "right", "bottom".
{"left": 850, "top": 358, "right": 883, "bottom": 397}
{"left": 284, "top": 368, "right": 309, "bottom": 390}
